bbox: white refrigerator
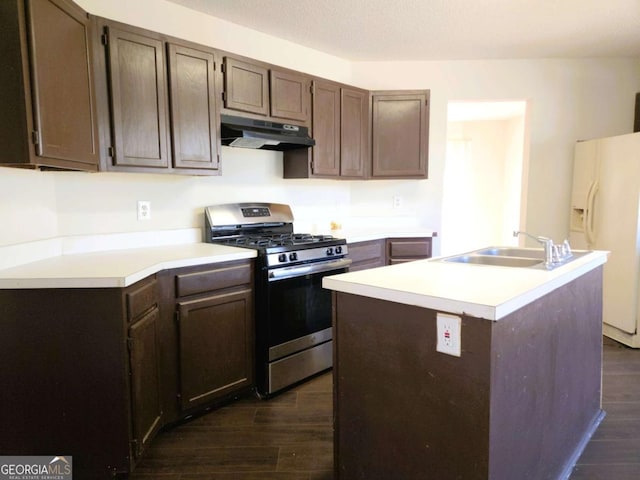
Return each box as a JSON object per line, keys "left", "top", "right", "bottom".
{"left": 569, "top": 131, "right": 640, "bottom": 347}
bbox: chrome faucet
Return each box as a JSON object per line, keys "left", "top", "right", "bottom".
{"left": 513, "top": 231, "right": 573, "bottom": 269}
{"left": 513, "top": 231, "right": 553, "bottom": 266}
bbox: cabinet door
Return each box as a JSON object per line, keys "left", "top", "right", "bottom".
{"left": 340, "top": 88, "right": 368, "bottom": 178}
{"left": 348, "top": 239, "right": 385, "bottom": 271}
{"left": 177, "top": 288, "right": 253, "bottom": 410}
{"left": 128, "top": 307, "right": 163, "bottom": 460}
{"left": 311, "top": 80, "right": 340, "bottom": 176}
{"left": 27, "top": 0, "right": 99, "bottom": 168}
{"left": 105, "top": 26, "right": 169, "bottom": 168}
{"left": 270, "top": 69, "right": 310, "bottom": 122}
{"left": 167, "top": 43, "right": 219, "bottom": 171}
{"left": 372, "top": 91, "right": 429, "bottom": 178}
{"left": 223, "top": 57, "right": 269, "bottom": 116}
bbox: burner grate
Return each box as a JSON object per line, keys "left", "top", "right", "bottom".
{"left": 215, "top": 233, "right": 339, "bottom": 248}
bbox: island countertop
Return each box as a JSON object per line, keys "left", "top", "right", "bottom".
{"left": 323, "top": 249, "right": 608, "bottom": 320}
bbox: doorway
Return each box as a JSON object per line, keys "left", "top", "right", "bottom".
{"left": 441, "top": 101, "right": 528, "bottom": 256}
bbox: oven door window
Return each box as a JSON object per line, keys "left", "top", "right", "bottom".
{"left": 266, "top": 267, "right": 346, "bottom": 348}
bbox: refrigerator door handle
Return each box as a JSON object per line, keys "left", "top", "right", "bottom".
{"left": 584, "top": 180, "right": 599, "bottom": 247}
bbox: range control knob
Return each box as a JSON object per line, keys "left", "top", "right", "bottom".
{"left": 278, "top": 253, "right": 287, "bottom": 263}
{"left": 335, "top": 246, "right": 343, "bottom": 254}
{"left": 326, "top": 247, "right": 334, "bottom": 256}
{"left": 289, "top": 252, "right": 298, "bottom": 261}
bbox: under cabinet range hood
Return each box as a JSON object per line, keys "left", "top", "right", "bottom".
{"left": 220, "top": 114, "right": 315, "bottom": 151}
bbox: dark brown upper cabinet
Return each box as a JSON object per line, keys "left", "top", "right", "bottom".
{"left": 167, "top": 43, "right": 220, "bottom": 172}
{"left": 371, "top": 90, "right": 430, "bottom": 179}
{"left": 283, "top": 80, "right": 368, "bottom": 179}
{"left": 100, "top": 23, "right": 170, "bottom": 169}
{"left": 340, "top": 87, "right": 369, "bottom": 177}
{"left": 270, "top": 69, "right": 310, "bottom": 123}
{"left": 222, "top": 57, "right": 269, "bottom": 116}
{"left": 309, "top": 80, "right": 341, "bottom": 176}
{"left": 0, "top": 0, "right": 100, "bottom": 171}
{"left": 221, "top": 55, "right": 311, "bottom": 126}
{"left": 94, "top": 19, "right": 220, "bottom": 175}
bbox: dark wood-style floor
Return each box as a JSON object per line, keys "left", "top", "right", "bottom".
{"left": 129, "top": 337, "right": 640, "bottom": 479}
{"left": 570, "top": 337, "right": 640, "bottom": 479}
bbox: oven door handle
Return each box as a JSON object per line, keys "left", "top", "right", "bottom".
{"left": 268, "top": 258, "right": 352, "bottom": 281}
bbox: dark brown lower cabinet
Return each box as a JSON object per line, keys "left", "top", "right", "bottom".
{"left": 347, "top": 239, "right": 386, "bottom": 271}
{"left": 164, "top": 260, "right": 255, "bottom": 421}
{"left": 0, "top": 259, "right": 254, "bottom": 478}
{"left": 0, "top": 279, "right": 157, "bottom": 478}
{"left": 128, "top": 306, "right": 163, "bottom": 460}
{"left": 177, "top": 288, "right": 253, "bottom": 411}
{"left": 348, "top": 237, "right": 434, "bottom": 271}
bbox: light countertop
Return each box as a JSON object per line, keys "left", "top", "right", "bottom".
{"left": 0, "top": 243, "right": 256, "bottom": 289}
{"left": 337, "top": 228, "right": 437, "bottom": 243}
{"left": 323, "top": 250, "right": 608, "bottom": 320}
{"left": 0, "top": 226, "right": 435, "bottom": 290}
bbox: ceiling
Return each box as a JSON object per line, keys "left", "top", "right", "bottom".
{"left": 166, "top": 0, "right": 640, "bottom": 61}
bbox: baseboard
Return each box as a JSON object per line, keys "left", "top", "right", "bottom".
{"left": 558, "top": 409, "right": 606, "bottom": 480}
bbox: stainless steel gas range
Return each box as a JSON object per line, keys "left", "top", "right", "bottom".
{"left": 204, "top": 202, "right": 351, "bottom": 397}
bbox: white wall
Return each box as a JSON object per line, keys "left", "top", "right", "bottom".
{"left": 503, "top": 115, "right": 526, "bottom": 241}
{"left": 0, "top": 167, "right": 58, "bottom": 246}
{"left": 52, "top": 148, "right": 354, "bottom": 239}
{"left": 1, "top": 0, "right": 639, "bottom": 252}
{"left": 352, "top": 59, "right": 640, "bottom": 245}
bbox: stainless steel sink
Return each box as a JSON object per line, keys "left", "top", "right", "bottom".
{"left": 438, "top": 246, "right": 589, "bottom": 269}
{"left": 474, "top": 247, "right": 545, "bottom": 260}
{"left": 443, "top": 254, "right": 543, "bottom": 268}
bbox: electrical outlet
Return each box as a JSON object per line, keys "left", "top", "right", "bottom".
{"left": 393, "top": 195, "right": 403, "bottom": 209}
{"left": 137, "top": 201, "right": 151, "bottom": 221}
{"left": 436, "top": 313, "right": 461, "bottom": 357}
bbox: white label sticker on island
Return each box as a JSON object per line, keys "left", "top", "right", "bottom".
{"left": 436, "top": 312, "right": 461, "bottom": 357}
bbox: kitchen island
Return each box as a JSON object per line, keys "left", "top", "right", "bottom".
{"left": 323, "top": 249, "right": 608, "bottom": 480}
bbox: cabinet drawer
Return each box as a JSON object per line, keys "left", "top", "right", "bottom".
{"left": 126, "top": 278, "right": 158, "bottom": 322}
{"left": 350, "top": 258, "right": 386, "bottom": 272}
{"left": 175, "top": 263, "right": 252, "bottom": 298}
{"left": 348, "top": 240, "right": 385, "bottom": 264}
{"left": 387, "top": 238, "right": 432, "bottom": 258}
